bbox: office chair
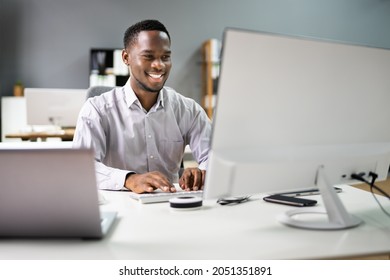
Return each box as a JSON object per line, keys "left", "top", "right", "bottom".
{"left": 86, "top": 85, "right": 114, "bottom": 99}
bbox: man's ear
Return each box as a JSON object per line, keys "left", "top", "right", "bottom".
{"left": 122, "top": 49, "right": 129, "bottom": 65}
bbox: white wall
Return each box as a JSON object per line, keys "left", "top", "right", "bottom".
{"left": 1, "top": 97, "right": 27, "bottom": 142}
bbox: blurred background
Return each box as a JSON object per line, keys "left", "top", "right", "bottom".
{"left": 1, "top": 0, "right": 390, "bottom": 139}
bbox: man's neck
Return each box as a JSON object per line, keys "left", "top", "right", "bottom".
{"left": 138, "top": 93, "right": 158, "bottom": 112}
{"left": 129, "top": 79, "right": 161, "bottom": 112}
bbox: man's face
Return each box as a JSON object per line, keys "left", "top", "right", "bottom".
{"left": 124, "top": 30, "right": 172, "bottom": 94}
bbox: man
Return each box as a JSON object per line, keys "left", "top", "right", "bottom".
{"left": 73, "top": 19, "right": 211, "bottom": 194}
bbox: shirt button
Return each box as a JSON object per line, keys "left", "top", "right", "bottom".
{"left": 150, "top": 155, "right": 154, "bottom": 159}
{"left": 148, "top": 135, "right": 152, "bottom": 138}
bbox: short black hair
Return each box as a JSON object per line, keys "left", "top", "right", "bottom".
{"left": 123, "top": 19, "right": 171, "bottom": 49}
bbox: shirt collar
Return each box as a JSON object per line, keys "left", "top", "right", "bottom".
{"left": 123, "top": 79, "right": 138, "bottom": 108}
{"left": 156, "top": 89, "right": 165, "bottom": 109}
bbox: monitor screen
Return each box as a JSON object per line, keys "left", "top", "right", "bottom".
{"left": 25, "top": 88, "right": 87, "bottom": 128}
{"left": 204, "top": 28, "right": 390, "bottom": 229}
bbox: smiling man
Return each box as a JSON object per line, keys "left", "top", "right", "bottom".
{"left": 73, "top": 20, "right": 212, "bottom": 194}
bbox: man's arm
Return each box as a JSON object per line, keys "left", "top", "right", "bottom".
{"left": 179, "top": 102, "right": 212, "bottom": 190}
{"left": 72, "top": 100, "right": 132, "bottom": 190}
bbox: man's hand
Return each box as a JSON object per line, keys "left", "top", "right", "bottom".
{"left": 125, "top": 171, "right": 176, "bottom": 194}
{"left": 179, "top": 168, "right": 206, "bottom": 191}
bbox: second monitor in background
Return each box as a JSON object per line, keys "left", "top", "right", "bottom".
{"left": 25, "top": 88, "right": 87, "bottom": 129}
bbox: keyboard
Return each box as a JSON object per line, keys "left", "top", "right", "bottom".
{"left": 129, "top": 188, "right": 203, "bottom": 204}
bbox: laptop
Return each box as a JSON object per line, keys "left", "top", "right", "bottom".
{"left": 0, "top": 148, "right": 116, "bottom": 239}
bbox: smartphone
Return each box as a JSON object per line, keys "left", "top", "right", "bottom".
{"left": 273, "top": 186, "right": 342, "bottom": 197}
{"left": 263, "top": 194, "right": 317, "bottom": 207}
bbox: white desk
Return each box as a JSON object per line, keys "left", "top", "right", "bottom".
{"left": 0, "top": 185, "right": 389, "bottom": 260}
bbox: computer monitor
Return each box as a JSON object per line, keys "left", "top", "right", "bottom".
{"left": 203, "top": 28, "right": 390, "bottom": 230}
{"left": 25, "top": 88, "right": 87, "bottom": 128}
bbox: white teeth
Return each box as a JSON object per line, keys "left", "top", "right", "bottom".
{"left": 149, "top": 73, "right": 163, "bottom": 79}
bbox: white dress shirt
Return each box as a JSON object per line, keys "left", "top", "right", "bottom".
{"left": 73, "top": 80, "right": 212, "bottom": 190}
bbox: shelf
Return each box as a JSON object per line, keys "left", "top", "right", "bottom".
{"left": 89, "top": 48, "right": 129, "bottom": 87}
{"left": 201, "top": 39, "right": 220, "bottom": 119}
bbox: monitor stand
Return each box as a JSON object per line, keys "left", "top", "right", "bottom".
{"left": 278, "top": 166, "right": 363, "bottom": 230}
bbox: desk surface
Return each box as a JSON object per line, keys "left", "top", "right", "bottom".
{"left": 0, "top": 185, "right": 389, "bottom": 260}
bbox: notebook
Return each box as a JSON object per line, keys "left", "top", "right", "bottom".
{"left": 0, "top": 147, "right": 116, "bottom": 239}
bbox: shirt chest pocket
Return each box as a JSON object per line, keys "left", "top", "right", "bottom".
{"left": 158, "top": 139, "right": 184, "bottom": 166}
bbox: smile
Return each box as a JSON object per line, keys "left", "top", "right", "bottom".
{"left": 148, "top": 73, "right": 164, "bottom": 80}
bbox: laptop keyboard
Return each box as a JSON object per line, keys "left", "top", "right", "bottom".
{"left": 129, "top": 190, "right": 203, "bottom": 204}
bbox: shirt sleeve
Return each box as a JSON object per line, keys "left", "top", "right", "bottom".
{"left": 72, "top": 100, "right": 131, "bottom": 190}
{"left": 95, "top": 161, "right": 131, "bottom": 190}
{"left": 186, "top": 102, "right": 212, "bottom": 171}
